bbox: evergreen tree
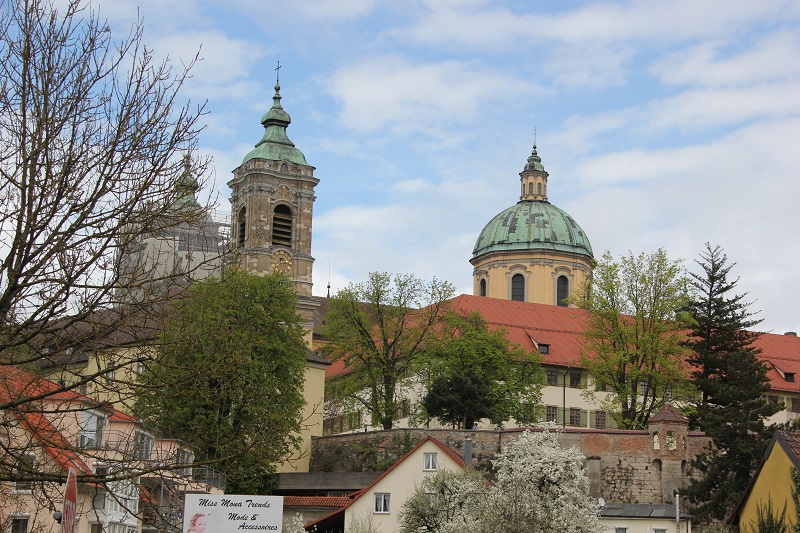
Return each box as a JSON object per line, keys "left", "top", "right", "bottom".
{"left": 685, "top": 243, "right": 763, "bottom": 404}
{"left": 683, "top": 244, "right": 781, "bottom": 522}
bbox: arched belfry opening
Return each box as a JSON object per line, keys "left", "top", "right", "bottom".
{"left": 237, "top": 206, "right": 246, "bottom": 248}
{"left": 272, "top": 204, "right": 292, "bottom": 247}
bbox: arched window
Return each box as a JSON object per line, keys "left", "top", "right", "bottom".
{"left": 557, "top": 275, "right": 569, "bottom": 306}
{"left": 479, "top": 278, "right": 487, "bottom": 297}
{"left": 528, "top": 183, "right": 533, "bottom": 195}
{"left": 237, "top": 206, "right": 246, "bottom": 248}
{"left": 280, "top": 163, "right": 288, "bottom": 172}
{"left": 537, "top": 182, "right": 542, "bottom": 195}
{"left": 272, "top": 205, "right": 292, "bottom": 246}
{"left": 511, "top": 274, "right": 525, "bottom": 301}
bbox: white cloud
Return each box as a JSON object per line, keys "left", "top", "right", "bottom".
{"left": 652, "top": 31, "right": 800, "bottom": 87}
{"left": 327, "top": 56, "right": 540, "bottom": 133}
{"left": 645, "top": 81, "right": 800, "bottom": 131}
{"left": 151, "top": 31, "right": 266, "bottom": 100}
{"left": 226, "top": 0, "right": 377, "bottom": 22}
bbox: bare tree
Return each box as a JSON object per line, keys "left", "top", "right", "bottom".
{"left": 0, "top": 0, "right": 221, "bottom": 518}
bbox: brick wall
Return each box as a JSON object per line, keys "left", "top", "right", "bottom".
{"left": 309, "top": 423, "right": 710, "bottom": 505}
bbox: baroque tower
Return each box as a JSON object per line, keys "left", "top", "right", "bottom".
{"left": 228, "top": 80, "right": 319, "bottom": 338}
{"left": 471, "top": 144, "right": 594, "bottom": 306}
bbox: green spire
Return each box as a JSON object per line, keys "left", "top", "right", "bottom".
{"left": 174, "top": 153, "right": 200, "bottom": 209}
{"left": 523, "top": 143, "right": 545, "bottom": 172}
{"left": 240, "top": 71, "right": 309, "bottom": 166}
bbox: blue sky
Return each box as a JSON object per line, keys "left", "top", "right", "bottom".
{"left": 106, "top": 0, "right": 800, "bottom": 334}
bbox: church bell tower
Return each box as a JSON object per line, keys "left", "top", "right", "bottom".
{"left": 228, "top": 73, "right": 319, "bottom": 335}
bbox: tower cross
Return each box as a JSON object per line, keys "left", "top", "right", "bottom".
{"left": 275, "top": 61, "right": 281, "bottom": 85}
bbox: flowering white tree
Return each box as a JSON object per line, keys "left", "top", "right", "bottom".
{"left": 400, "top": 428, "right": 604, "bottom": 533}
{"left": 399, "top": 468, "right": 488, "bottom": 533}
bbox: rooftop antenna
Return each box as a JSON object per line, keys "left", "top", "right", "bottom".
{"left": 327, "top": 258, "right": 331, "bottom": 298}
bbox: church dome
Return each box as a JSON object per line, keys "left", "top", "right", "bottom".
{"left": 472, "top": 200, "right": 593, "bottom": 259}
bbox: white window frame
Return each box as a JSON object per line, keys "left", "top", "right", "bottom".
{"left": 80, "top": 410, "right": 105, "bottom": 449}
{"left": 423, "top": 452, "right": 438, "bottom": 471}
{"left": 13, "top": 453, "right": 35, "bottom": 493}
{"left": 374, "top": 493, "right": 390, "bottom": 514}
{"left": 134, "top": 430, "right": 154, "bottom": 460}
{"left": 9, "top": 516, "right": 29, "bottom": 533}
{"left": 176, "top": 447, "right": 194, "bottom": 476}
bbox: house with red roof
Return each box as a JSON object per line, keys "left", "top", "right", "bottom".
{"left": 301, "top": 437, "right": 467, "bottom": 532}
{"left": 0, "top": 365, "right": 223, "bottom": 533}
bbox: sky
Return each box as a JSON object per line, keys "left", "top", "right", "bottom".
{"left": 103, "top": 0, "right": 800, "bottom": 334}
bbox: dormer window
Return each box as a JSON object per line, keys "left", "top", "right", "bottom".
{"left": 787, "top": 373, "right": 795, "bottom": 383}
{"left": 538, "top": 344, "right": 549, "bottom": 354}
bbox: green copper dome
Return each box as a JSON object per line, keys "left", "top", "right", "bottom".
{"left": 472, "top": 201, "right": 593, "bottom": 259}
{"left": 241, "top": 83, "right": 309, "bottom": 166}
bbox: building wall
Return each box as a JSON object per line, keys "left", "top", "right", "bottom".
{"left": 737, "top": 443, "right": 796, "bottom": 530}
{"left": 310, "top": 426, "right": 709, "bottom": 506}
{"left": 598, "top": 517, "right": 686, "bottom": 533}
{"left": 472, "top": 249, "right": 592, "bottom": 306}
{"left": 278, "top": 361, "right": 328, "bottom": 473}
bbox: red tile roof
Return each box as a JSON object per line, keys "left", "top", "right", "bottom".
{"left": 284, "top": 496, "right": 352, "bottom": 508}
{"left": 0, "top": 365, "right": 93, "bottom": 475}
{"left": 324, "top": 294, "right": 800, "bottom": 395}
{"left": 649, "top": 403, "right": 688, "bottom": 424}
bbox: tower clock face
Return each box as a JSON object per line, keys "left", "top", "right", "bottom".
{"left": 271, "top": 250, "right": 293, "bottom": 274}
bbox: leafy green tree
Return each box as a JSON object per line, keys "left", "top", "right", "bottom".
{"left": 136, "top": 271, "right": 307, "bottom": 494}
{"left": 418, "top": 310, "right": 543, "bottom": 428}
{"left": 324, "top": 272, "right": 455, "bottom": 430}
{"left": 683, "top": 245, "right": 780, "bottom": 521}
{"left": 573, "top": 249, "right": 692, "bottom": 429}
{"left": 423, "top": 370, "right": 495, "bottom": 429}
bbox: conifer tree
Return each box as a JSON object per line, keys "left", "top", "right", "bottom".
{"left": 683, "top": 244, "right": 780, "bottom": 522}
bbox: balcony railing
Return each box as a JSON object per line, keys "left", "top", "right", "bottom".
{"left": 75, "top": 430, "right": 225, "bottom": 491}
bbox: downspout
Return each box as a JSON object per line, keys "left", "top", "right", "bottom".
{"left": 562, "top": 367, "right": 570, "bottom": 428}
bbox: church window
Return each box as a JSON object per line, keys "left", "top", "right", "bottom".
{"left": 479, "top": 278, "right": 487, "bottom": 296}
{"left": 237, "top": 206, "right": 246, "bottom": 248}
{"left": 557, "top": 275, "right": 568, "bottom": 306}
{"left": 280, "top": 163, "right": 288, "bottom": 172}
{"left": 271, "top": 205, "right": 292, "bottom": 247}
{"left": 511, "top": 274, "right": 525, "bottom": 301}
{"left": 537, "top": 182, "right": 542, "bottom": 195}
{"left": 528, "top": 182, "right": 533, "bottom": 195}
